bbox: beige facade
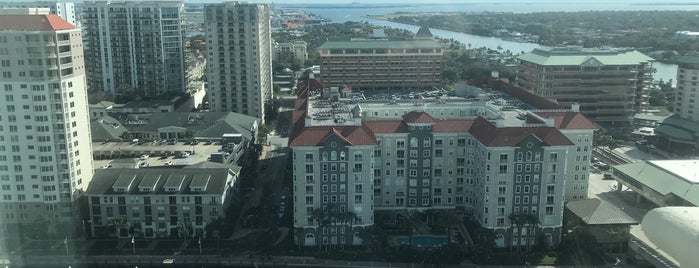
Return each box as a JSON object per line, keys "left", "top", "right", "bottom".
{"left": 318, "top": 40, "right": 443, "bottom": 90}
{"left": 517, "top": 47, "right": 653, "bottom": 136}
{"left": 0, "top": 14, "right": 93, "bottom": 224}
{"left": 273, "top": 40, "right": 307, "bottom": 66}
{"left": 205, "top": 2, "right": 273, "bottom": 122}
{"left": 674, "top": 56, "right": 699, "bottom": 122}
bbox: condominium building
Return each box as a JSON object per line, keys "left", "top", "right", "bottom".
{"left": 273, "top": 40, "right": 308, "bottom": 66}
{"left": 517, "top": 47, "right": 653, "bottom": 136}
{"left": 85, "top": 166, "right": 239, "bottom": 238}
{"left": 318, "top": 38, "right": 442, "bottom": 90}
{"left": 83, "top": 0, "right": 186, "bottom": 97}
{"left": 654, "top": 55, "right": 699, "bottom": 156}
{"left": 673, "top": 55, "right": 699, "bottom": 122}
{"left": 530, "top": 107, "right": 598, "bottom": 201}
{"left": 0, "top": 14, "right": 94, "bottom": 224}
{"left": 205, "top": 2, "right": 273, "bottom": 122}
{"left": 289, "top": 84, "right": 597, "bottom": 248}
{"left": 0, "top": 1, "right": 78, "bottom": 26}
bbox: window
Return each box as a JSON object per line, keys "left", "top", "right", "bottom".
{"left": 545, "top": 206, "right": 554, "bottom": 215}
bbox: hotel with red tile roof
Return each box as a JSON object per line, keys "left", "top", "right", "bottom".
{"left": 290, "top": 78, "right": 597, "bottom": 249}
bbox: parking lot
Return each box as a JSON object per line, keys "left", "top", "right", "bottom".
{"left": 92, "top": 140, "right": 225, "bottom": 169}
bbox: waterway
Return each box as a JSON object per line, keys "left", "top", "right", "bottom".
{"left": 288, "top": 3, "right": 680, "bottom": 85}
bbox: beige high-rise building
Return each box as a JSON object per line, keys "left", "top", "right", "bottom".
{"left": 318, "top": 39, "right": 443, "bottom": 91}
{"left": 674, "top": 55, "right": 699, "bottom": 122}
{"left": 205, "top": 2, "right": 273, "bottom": 122}
{"left": 517, "top": 47, "right": 653, "bottom": 136}
{"left": 0, "top": 1, "right": 78, "bottom": 27}
{"left": 0, "top": 14, "right": 94, "bottom": 224}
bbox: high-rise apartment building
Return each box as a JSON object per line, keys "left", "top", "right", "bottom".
{"left": 83, "top": 1, "right": 186, "bottom": 97}
{"left": 289, "top": 84, "right": 597, "bottom": 248}
{"left": 517, "top": 47, "right": 653, "bottom": 136}
{"left": 205, "top": 2, "right": 273, "bottom": 121}
{"left": 0, "top": 14, "right": 94, "bottom": 224}
{"left": 0, "top": 1, "right": 78, "bottom": 27}
{"left": 654, "top": 55, "right": 699, "bottom": 156}
{"left": 273, "top": 40, "right": 308, "bottom": 67}
{"left": 673, "top": 55, "right": 699, "bottom": 122}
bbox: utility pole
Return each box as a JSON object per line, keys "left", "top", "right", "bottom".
{"left": 198, "top": 236, "right": 202, "bottom": 254}
{"left": 131, "top": 236, "right": 136, "bottom": 255}
{"left": 64, "top": 237, "right": 68, "bottom": 256}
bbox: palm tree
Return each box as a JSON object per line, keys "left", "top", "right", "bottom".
{"left": 398, "top": 209, "right": 423, "bottom": 248}
{"left": 508, "top": 213, "right": 526, "bottom": 253}
{"left": 110, "top": 216, "right": 128, "bottom": 238}
{"left": 524, "top": 214, "right": 540, "bottom": 252}
{"left": 311, "top": 208, "right": 330, "bottom": 250}
{"left": 177, "top": 222, "right": 192, "bottom": 247}
{"left": 343, "top": 211, "right": 357, "bottom": 248}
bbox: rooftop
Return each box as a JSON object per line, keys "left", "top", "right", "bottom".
{"left": 518, "top": 46, "right": 653, "bottom": 66}
{"left": 85, "top": 167, "right": 236, "bottom": 196}
{"left": 566, "top": 198, "right": 638, "bottom": 225}
{"left": 0, "top": 14, "right": 74, "bottom": 31}
{"left": 614, "top": 160, "right": 699, "bottom": 206}
{"left": 91, "top": 112, "right": 259, "bottom": 141}
{"left": 319, "top": 39, "right": 442, "bottom": 50}
{"left": 289, "top": 81, "right": 585, "bottom": 148}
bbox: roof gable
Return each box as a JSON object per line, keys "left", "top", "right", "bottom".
{"left": 402, "top": 110, "right": 436, "bottom": 124}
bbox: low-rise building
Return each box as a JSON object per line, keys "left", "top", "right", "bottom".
{"left": 611, "top": 160, "right": 699, "bottom": 207}
{"left": 565, "top": 198, "right": 637, "bottom": 253}
{"left": 85, "top": 165, "right": 240, "bottom": 238}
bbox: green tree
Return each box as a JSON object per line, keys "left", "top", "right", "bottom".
{"left": 109, "top": 216, "right": 128, "bottom": 238}
{"left": 177, "top": 222, "right": 192, "bottom": 246}
{"left": 119, "top": 131, "right": 133, "bottom": 140}
{"left": 398, "top": 209, "right": 423, "bottom": 248}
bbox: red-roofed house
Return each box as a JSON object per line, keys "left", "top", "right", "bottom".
{"left": 289, "top": 89, "right": 594, "bottom": 249}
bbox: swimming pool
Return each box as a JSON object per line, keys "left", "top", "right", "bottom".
{"left": 393, "top": 236, "right": 449, "bottom": 248}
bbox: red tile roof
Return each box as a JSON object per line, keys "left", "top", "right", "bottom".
{"left": 0, "top": 14, "right": 74, "bottom": 31}
{"left": 434, "top": 119, "right": 473, "bottom": 132}
{"left": 532, "top": 111, "right": 599, "bottom": 130}
{"left": 363, "top": 120, "right": 409, "bottom": 133}
{"left": 289, "top": 126, "right": 377, "bottom": 146}
{"left": 469, "top": 117, "right": 573, "bottom": 147}
{"left": 402, "top": 111, "right": 437, "bottom": 124}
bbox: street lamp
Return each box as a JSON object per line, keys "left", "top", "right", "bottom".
{"left": 131, "top": 236, "right": 135, "bottom": 255}
{"left": 63, "top": 237, "right": 68, "bottom": 256}
{"left": 198, "top": 236, "right": 202, "bottom": 255}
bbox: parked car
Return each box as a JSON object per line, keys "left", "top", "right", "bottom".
{"left": 140, "top": 154, "right": 149, "bottom": 160}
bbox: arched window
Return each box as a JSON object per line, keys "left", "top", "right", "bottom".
{"left": 410, "top": 137, "right": 418, "bottom": 147}
{"left": 517, "top": 152, "right": 523, "bottom": 161}
{"left": 331, "top": 151, "right": 337, "bottom": 161}
{"left": 495, "top": 234, "right": 505, "bottom": 248}
{"left": 339, "top": 151, "right": 345, "bottom": 160}
{"left": 322, "top": 152, "right": 328, "bottom": 161}
{"left": 526, "top": 152, "right": 532, "bottom": 161}
{"left": 304, "top": 233, "right": 316, "bottom": 246}
{"left": 423, "top": 137, "right": 431, "bottom": 147}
